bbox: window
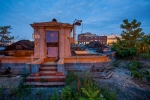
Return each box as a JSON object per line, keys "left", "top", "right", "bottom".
{"left": 16, "top": 45, "right": 22, "bottom": 49}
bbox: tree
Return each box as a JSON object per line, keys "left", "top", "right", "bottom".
{"left": 120, "top": 19, "right": 145, "bottom": 47}
{"left": 145, "top": 34, "right": 150, "bottom": 45}
{"left": 112, "top": 19, "right": 148, "bottom": 58}
{"left": 0, "top": 26, "right": 14, "bottom": 46}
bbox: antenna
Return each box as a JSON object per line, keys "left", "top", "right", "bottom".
{"left": 81, "top": 22, "right": 83, "bottom": 34}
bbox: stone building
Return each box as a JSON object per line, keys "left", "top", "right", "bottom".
{"left": 31, "top": 19, "right": 73, "bottom": 60}
{"left": 78, "top": 32, "right": 107, "bottom": 45}
{"left": 107, "top": 34, "right": 122, "bottom": 45}
{"left": 0, "top": 19, "right": 115, "bottom": 86}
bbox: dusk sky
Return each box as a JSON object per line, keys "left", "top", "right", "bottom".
{"left": 0, "top": 0, "right": 150, "bottom": 40}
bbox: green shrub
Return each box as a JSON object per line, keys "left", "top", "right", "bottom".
{"left": 9, "top": 78, "right": 31, "bottom": 97}
{"left": 51, "top": 88, "right": 57, "bottom": 100}
{"left": 0, "top": 85, "right": 5, "bottom": 98}
{"left": 140, "top": 53, "right": 150, "bottom": 60}
{"left": 60, "top": 86, "right": 75, "bottom": 100}
{"left": 127, "top": 61, "right": 150, "bottom": 81}
{"left": 79, "top": 79, "right": 106, "bottom": 100}
{"left": 46, "top": 95, "right": 51, "bottom": 100}
{"left": 101, "top": 86, "right": 117, "bottom": 100}
{"left": 113, "top": 60, "right": 121, "bottom": 67}
{"left": 36, "top": 90, "right": 42, "bottom": 95}
{"left": 141, "top": 69, "right": 150, "bottom": 81}
{"left": 51, "top": 73, "right": 117, "bottom": 100}
{"left": 66, "top": 72, "right": 78, "bottom": 85}
{"left": 130, "top": 70, "right": 143, "bottom": 80}
{"left": 127, "top": 61, "right": 141, "bottom": 71}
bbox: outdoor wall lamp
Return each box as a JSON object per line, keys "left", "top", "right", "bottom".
{"left": 73, "top": 19, "right": 82, "bottom": 44}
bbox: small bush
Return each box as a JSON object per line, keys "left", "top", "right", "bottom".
{"left": 9, "top": 78, "right": 31, "bottom": 98}
{"left": 113, "top": 60, "right": 121, "bottom": 67}
{"left": 127, "top": 61, "right": 141, "bottom": 71}
{"left": 141, "top": 69, "right": 150, "bottom": 81}
{"left": 127, "top": 61, "right": 150, "bottom": 81}
{"left": 101, "top": 86, "right": 117, "bottom": 100}
{"left": 51, "top": 89, "right": 57, "bottom": 100}
{"left": 66, "top": 72, "right": 78, "bottom": 85}
{"left": 60, "top": 86, "right": 75, "bottom": 100}
{"left": 50, "top": 72, "right": 117, "bottom": 100}
{"left": 79, "top": 79, "right": 106, "bottom": 100}
{"left": 130, "top": 70, "right": 143, "bottom": 80}
{"left": 0, "top": 85, "right": 5, "bottom": 98}
{"left": 36, "top": 90, "right": 42, "bottom": 95}
{"left": 140, "top": 53, "right": 150, "bottom": 60}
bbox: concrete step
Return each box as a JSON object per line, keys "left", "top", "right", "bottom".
{"left": 39, "top": 71, "right": 57, "bottom": 76}
{"left": 41, "top": 65, "right": 57, "bottom": 67}
{"left": 30, "top": 71, "right": 64, "bottom": 76}
{"left": 30, "top": 71, "right": 56, "bottom": 76}
{"left": 24, "top": 82, "right": 65, "bottom": 86}
{"left": 26, "top": 76, "right": 66, "bottom": 82}
{"left": 41, "top": 62, "right": 57, "bottom": 66}
{"left": 40, "top": 72, "right": 65, "bottom": 76}
{"left": 39, "top": 67, "right": 57, "bottom": 71}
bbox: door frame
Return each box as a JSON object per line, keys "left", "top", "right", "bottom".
{"left": 45, "top": 30, "right": 59, "bottom": 60}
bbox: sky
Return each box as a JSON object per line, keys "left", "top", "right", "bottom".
{"left": 0, "top": 0, "right": 150, "bottom": 40}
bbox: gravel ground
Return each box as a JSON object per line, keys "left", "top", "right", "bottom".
{"left": 0, "top": 76, "right": 23, "bottom": 88}
{"left": 0, "top": 76, "right": 63, "bottom": 100}
{"left": 94, "top": 60, "right": 150, "bottom": 100}
{"left": 0, "top": 87, "right": 63, "bottom": 100}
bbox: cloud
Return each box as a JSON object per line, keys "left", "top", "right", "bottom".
{"left": 0, "top": 0, "right": 150, "bottom": 39}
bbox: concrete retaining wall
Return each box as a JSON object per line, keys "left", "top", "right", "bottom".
{"left": 64, "top": 62, "right": 108, "bottom": 71}
{"left": 64, "top": 53, "right": 116, "bottom": 72}
{"left": 0, "top": 52, "right": 116, "bottom": 75}
{"left": 0, "top": 56, "right": 31, "bottom": 75}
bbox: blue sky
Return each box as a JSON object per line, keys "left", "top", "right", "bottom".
{"left": 0, "top": 0, "right": 150, "bottom": 40}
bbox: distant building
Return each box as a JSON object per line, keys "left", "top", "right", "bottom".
{"left": 78, "top": 32, "right": 107, "bottom": 45}
{"left": 107, "top": 34, "right": 122, "bottom": 45}
{"left": 0, "top": 40, "right": 11, "bottom": 47}
{"left": 1, "top": 40, "right": 34, "bottom": 56}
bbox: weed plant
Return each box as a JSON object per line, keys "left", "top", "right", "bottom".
{"left": 51, "top": 72, "right": 117, "bottom": 100}
{"left": 101, "top": 85, "right": 117, "bottom": 100}
{"left": 9, "top": 76, "right": 31, "bottom": 99}
{"left": 140, "top": 53, "right": 150, "bottom": 60}
{"left": 113, "top": 60, "right": 121, "bottom": 67}
{"left": 51, "top": 88, "right": 57, "bottom": 100}
{"left": 0, "top": 85, "right": 5, "bottom": 99}
{"left": 36, "top": 89, "right": 42, "bottom": 95}
{"left": 127, "top": 61, "right": 150, "bottom": 81}
{"left": 66, "top": 71, "right": 78, "bottom": 85}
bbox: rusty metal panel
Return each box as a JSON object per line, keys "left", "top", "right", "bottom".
{"left": 47, "top": 47, "right": 58, "bottom": 57}
{"left": 46, "top": 30, "right": 58, "bottom": 42}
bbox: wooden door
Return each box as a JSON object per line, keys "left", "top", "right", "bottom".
{"left": 46, "top": 30, "right": 58, "bottom": 58}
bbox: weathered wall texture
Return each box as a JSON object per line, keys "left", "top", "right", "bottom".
{"left": 0, "top": 57, "right": 31, "bottom": 74}
{"left": 0, "top": 53, "right": 115, "bottom": 75}
{"left": 64, "top": 53, "right": 115, "bottom": 72}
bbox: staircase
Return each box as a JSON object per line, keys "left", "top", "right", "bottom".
{"left": 25, "top": 62, "right": 66, "bottom": 87}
